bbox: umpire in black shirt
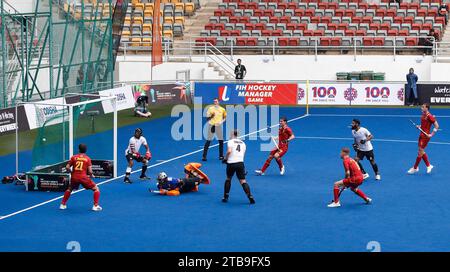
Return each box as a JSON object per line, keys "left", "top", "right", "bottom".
{"left": 234, "top": 59, "right": 247, "bottom": 81}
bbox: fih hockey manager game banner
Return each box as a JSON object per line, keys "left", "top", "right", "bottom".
{"left": 297, "top": 83, "right": 405, "bottom": 106}
{"left": 194, "top": 82, "right": 298, "bottom": 105}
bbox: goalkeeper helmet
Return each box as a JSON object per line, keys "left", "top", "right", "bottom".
{"left": 157, "top": 172, "right": 168, "bottom": 181}
{"left": 134, "top": 128, "right": 143, "bottom": 138}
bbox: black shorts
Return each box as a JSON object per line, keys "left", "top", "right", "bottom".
{"left": 125, "top": 153, "right": 144, "bottom": 163}
{"left": 356, "top": 150, "right": 375, "bottom": 161}
{"left": 179, "top": 177, "right": 200, "bottom": 193}
{"left": 226, "top": 162, "right": 246, "bottom": 180}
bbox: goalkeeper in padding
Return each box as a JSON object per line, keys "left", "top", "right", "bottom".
{"left": 124, "top": 128, "right": 152, "bottom": 184}
{"left": 152, "top": 162, "right": 210, "bottom": 196}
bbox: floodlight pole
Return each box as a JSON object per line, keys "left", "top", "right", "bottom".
{"left": 69, "top": 105, "right": 74, "bottom": 158}
{"left": 15, "top": 103, "right": 19, "bottom": 175}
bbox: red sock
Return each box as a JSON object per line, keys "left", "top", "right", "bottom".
{"left": 62, "top": 190, "right": 71, "bottom": 205}
{"left": 261, "top": 158, "right": 272, "bottom": 172}
{"left": 333, "top": 186, "right": 340, "bottom": 203}
{"left": 94, "top": 190, "right": 100, "bottom": 206}
{"left": 353, "top": 188, "right": 368, "bottom": 201}
{"left": 422, "top": 153, "right": 431, "bottom": 167}
{"left": 275, "top": 158, "right": 283, "bottom": 169}
{"left": 413, "top": 156, "right": 422, "bottom": 169}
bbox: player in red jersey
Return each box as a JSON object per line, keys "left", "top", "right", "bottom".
{"left": 407, "top": 103, "right": 440, "bottom": 174}
{"left": 328, "top": 147, "right": 372, "bottom": 208}
{"left": 59, "top": 144, "right": 102, "bottom": 211}
{"left": 255, "top": 116, "right": 295, "bottom": 176}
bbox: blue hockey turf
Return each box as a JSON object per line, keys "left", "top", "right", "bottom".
{"left": 1, "top": 106, "right": 450, "bottom": 252}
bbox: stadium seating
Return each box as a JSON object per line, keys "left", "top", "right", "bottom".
{"left": 202, "top": 0, "right": 448, "bottom": 50}
{"left": 63, "top": 0, "right": 201, "bottom": 51}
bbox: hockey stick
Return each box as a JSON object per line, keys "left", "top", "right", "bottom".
{"left": 271, "top": 136, "right": 280, "bottom": 151}
{"left": 409, "top": 119, "right": 429, "bottom": 136}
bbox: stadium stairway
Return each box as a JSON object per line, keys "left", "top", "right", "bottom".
{"left": 436, "top": 22, "right": 450, "bottom": 62}
{"left": 170, "top": 0, "right": 234, "bottom": 80}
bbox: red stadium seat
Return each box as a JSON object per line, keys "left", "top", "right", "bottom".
{"left": 237, "top": 3, "right": 248, "bottom": 10}
{"left": 329, "top": 2, "right": 338, "bottom": 9}
{"left": 405, "top": 37, "right": 418, "bottom": 46}
{"left": 400, "top": 3, "right": 409, "bottom": 10}
{"left": 221, "top": 30, "right": 231, "bottom": 36}
{"left": 380, "top": 23, "right": 390, "bottom": 31}
{"left": 338, "top": 23, "right": 348, "bottom": 30}
{"left": 394, "top": 17, "right": 404, "bottom": 24}
{"left": 321, "top": 16, "right": 332, "bottom": 24}
{"left": 369, "top": 23, "right": 381, "bottom": 30}
{"left": 263, "top": 10, "right": 274, "bottom": 16}
{"left": 314, "top": 30, "right": 325, "bottom": 36}
{"left": 247, "top": 37, "right": 257, "bottom": 46}
{"left": 387, "top": 29, "right": 398, "bottom": 36}
{"left": 240, "top": 17, "right": 250, "bottom": 24}
{"left": 356, "top": 29, "right": 366, "bottom": 36}
{"left": 230, "top": 30, "right": 241, "bottom": 36}
{"left": 417, "top": 9, "right": 427, "bottom": 17}
{"left": 294, "top": 8, "right": 305, "bottom": 16}
{"left": 280, "top": 16, "right": 291, "bottom": 24}
{"left": 363, "top": 37, "right": 374, "bottom": 46}
{"left": 410, "top": 3, "right": 420, "bottom": 10}
{"left": 386, "top": 9, "right": 396, "bottom": 17}
{"left": 335, "top": 9, "right": 345, "bottom": 17}
{"left": 303, "top": 30, "right": 314, "bottom": 36}
{"left": 278, "top": 37, "right": 289, "bottom": 46}
{"left": 254, "top": 9, "right": 264, "bottom": 17}
{"left": 411, "top": 24, "right": 422, "bottom": 31}
{"left": 422, "top": 23, "right": 432, "bottom": 31}
{"left": 427, "top": 9, "right": 438, "bottom": 17}
{"left": 398, "top": 29, "right": 409, "bottom": 36}
{"left": 286, "top": 23, "right": 297, "bottom": 31}
{"left": 229, "top": 16, "right": 239, "bottom": 24}
{"left": 359, "top": 2, "right": 369, "bottom": 10}
{"left": 255, "top": 23, "right": 265, "bottom": 30}
{"left": 331, "top": 37, "right": 342, "bottom": 46}
{"left": 404, "top": 17, "right": 414, "bottom": 24}
{"left": 245, "top": 23, "right": 254, "bottom": 30}
{"left": 248, "top": 3, "right": 257, "bottom": 10}
{"left": 269, "top": 17, "right": 280, "bottom": 24}
{"left": 297, "top": 23, "right": 307, "bottom": 31}
{"left": 328, "top": 23, "right": 338, "bottom": 31}
{"left": 369, "top": 3, "right": 379, "bottom": 10}
{"left": 320, "top": 37, "right": 332, "bottom": 46}
{"left": 376, "top": 9, "right": 387, "bottom": 17}
{"left": 362, "top": 16, "right": 373, "bottom": 24}
{"left": 214, "top": 23, "right": 225, "bottom": 31}
{"left": 206, "top": 37, "right": 217, "bottom": 46}
{"left": 262, "top": 30, "right": 272, "bottom": 36}
{"left": 288, "top": 3, "right": 298, "bottom": 10}
{"left": 345, "top": 10, "right": 356, "bottom": 17}
{"left": 205, "top": 23, "right": 215, "bottom": 30}
{"left": 272, "top": 30, "right": 282, "bottom": 36}
{"left": 214, "top": 10, "right": 224, "bottom": 17}
{"left": 288, "top": 38, "right": 300, "bottom": 46}
{"left": 236, "top": 37, "right": 247, "bottom": 46}
{"left": 305, "top": 9, "right": 315, "bottom": 17}
{"left": 345, "top": 29, "right": 356, "bottom": 36}
{"left": 318, "top": 3, "right": 328, "bottom": 9}
{"left": 373, "top": 37, "right": 384, "bottom": 46}
{"left": 435, "top": 17, "right": 446, "bottom": 25}
{"left": 311, "top": 16, "right": 321, "bottom": 24}
{"left": 352, "top": 17, "right": 363, "bottom": 24}
{"left": 223, "top": 9, "right": 234, "bottom": 17}
{"left": 278, "top": 3, "right": 288, "bottom": 10}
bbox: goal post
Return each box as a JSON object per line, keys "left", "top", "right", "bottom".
{"left": 15, "top": 94, "right": 117, "bottom": 191}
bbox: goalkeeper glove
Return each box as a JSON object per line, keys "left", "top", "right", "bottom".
{"left": 145, "top": 151, "right": 152, "bottom": 160}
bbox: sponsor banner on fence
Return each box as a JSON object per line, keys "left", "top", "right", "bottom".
{"left": 416, "top": 84, "right": 450, "bottom": 106}
{"left": 297, "top": 83, "right": 405, "bottom": 106}
{"left": 132, "top": 82, "right": 192, "bottom": 105}
{"left": 99, "top": 85, "right": 135, "bottom": 113}
{"left": 194, "top": 82, "right": 298, "bottom": 105}
{"left": 0, "top": 105, "right": 29, "bottom": 136}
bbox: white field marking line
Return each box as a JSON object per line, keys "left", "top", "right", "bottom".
{"left": 311, "top": 114, "right": 450, "bottom": 118}
{"left": 296, "top": 136, "right": 450, "bottom": 145}
{"left": 0, "top": 114, "right": 310, "bottom": 221}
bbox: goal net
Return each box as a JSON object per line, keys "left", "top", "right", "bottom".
{"left": 15, "top": 94, "right": 117, "bottom": 191}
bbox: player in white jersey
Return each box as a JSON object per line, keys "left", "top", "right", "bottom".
{"left": 124, "top": 128, "right": 152, "bottom": 183}
{"left": 222, "top": 130, "right": 255, "bottom": 204}
{"left": 351, "top": 119, "right": 381, "bottom": 181}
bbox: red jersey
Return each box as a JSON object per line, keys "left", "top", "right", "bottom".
{"left": 278, "top": 126, "right": 293, "bottom": 147}
{"left": 68, "top": 154, "right": 92, "bottom": 180}
{"left": 420, "top": 112, "right": 436, "bottom": 136}
{"left": 343, "top": 156, "right": 363, "bottom": 179}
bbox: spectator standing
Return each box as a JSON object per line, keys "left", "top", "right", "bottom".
{"left": 406, "top": 68, "right": 419, "bottom": 106}
{"left": 234, "top": 59, "right": 247, "bottom": 81}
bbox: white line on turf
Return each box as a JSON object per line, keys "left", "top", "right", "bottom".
{"left": 311, "top": 114, "right": 450, "bottom": 118}
{"left": 296, "top": 136, "right": 450, "bottom": 145}
{"left": 0, "top": 114, "right": 310, "bottom": 221}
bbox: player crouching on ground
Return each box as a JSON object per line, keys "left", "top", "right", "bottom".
{"left": 60, "top": 143, "right": 102, "bottom": 211}
{"left": 151, "top": 163, "right": 210, "bottom": 196}
{"left": 124, "top": 128, "right": 152, "bottom": 184}
{"left": 328, "top": 147, "right": 372, "bottom": 208}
